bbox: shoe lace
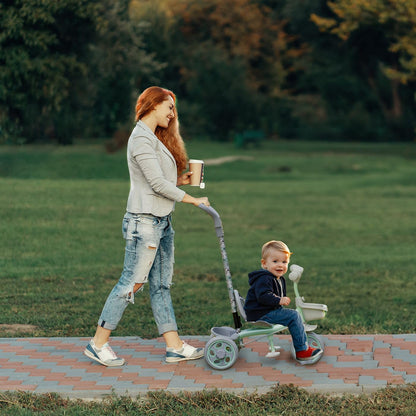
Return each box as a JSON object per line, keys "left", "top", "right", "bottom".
{"left": 103, "top": 344, "right": 117, "bottom": 359}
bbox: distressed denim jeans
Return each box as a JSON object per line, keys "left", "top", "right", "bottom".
{"left": 261, "top": 307, "right": 308, "bottom": 352}
{"left": 98, "top": 212, "right": 177, "bottom": 335}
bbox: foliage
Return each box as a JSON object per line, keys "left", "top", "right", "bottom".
{"left": 311, "top": 0, "right": 416, "bottom": 84}
{"left": 0, "top": 0, "right": 102, "bottom": 144}
{"left": 169, "top": 0, "right": 303, "bottom": 96}
{"left": 265, "top": 0, "right": 415, "bottom": 141}
{"left": 1, "top": 0, "right": 416, "bottom": 143}
{"left": 87, "top": 0, "right": 165, "bottom": 138}
{"left": 310, "top": 0, "right": 416, "bottom": 134}
{"left": 0, "top": 0, "right": 161, "bottom": 144}
{"left": 129, "top": 0, "right": 305, "bottom": 140}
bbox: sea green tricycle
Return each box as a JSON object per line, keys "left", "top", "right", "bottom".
{"left": 199, "top": 204, "right": 328, "bottom": 370}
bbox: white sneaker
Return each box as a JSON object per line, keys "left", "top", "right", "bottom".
{"left": 165, "top": 342, "right": 204, "bottom": 363}
{"left": 84, "top": 339, "right": 125, "bottom": 367}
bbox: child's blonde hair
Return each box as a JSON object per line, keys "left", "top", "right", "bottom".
{"left": 261, "top": 240, "right": 292, "bottom": 260}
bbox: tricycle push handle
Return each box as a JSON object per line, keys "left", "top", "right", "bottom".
{"left": 198, "top": 203, "right": 241, "bottom": 328}
{"left": 198, "top": 204, "right": 223, "bottom": 230}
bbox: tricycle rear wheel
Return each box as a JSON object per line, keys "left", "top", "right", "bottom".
{"left": 205, "top": 336, "right": 238, "bottom": 370}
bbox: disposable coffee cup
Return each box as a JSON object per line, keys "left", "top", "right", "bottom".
{"left": 189, "top": 159, "right": 205, "bottom": 189}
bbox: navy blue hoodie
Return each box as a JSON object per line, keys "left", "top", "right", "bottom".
{"left": 243, "top": 269, "right": 287, "bottom": 322}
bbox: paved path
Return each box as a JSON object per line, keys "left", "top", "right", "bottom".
{"left": 1, "top": 334, "right": 415, "bottom": 399}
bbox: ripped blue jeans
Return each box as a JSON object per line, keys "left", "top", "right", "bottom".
{"left": 98, "top": 212, "right": 177, "bottom": 335}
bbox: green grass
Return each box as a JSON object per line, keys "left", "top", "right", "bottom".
{"left": 1, "top": 139, "right": 416, "bottom": 412}
{"left": 1, "top": 384, "right": 416, "bottom": 415}
{"left": 1, "top": 139, "right": 416, "bottom": 339}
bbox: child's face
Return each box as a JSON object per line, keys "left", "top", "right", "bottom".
{"left": 261, "top": 249, "right": 289, "bottom": 279}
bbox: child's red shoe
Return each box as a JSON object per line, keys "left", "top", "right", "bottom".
{"left": 296, "top": 346, "right": 323, "bottom": 361}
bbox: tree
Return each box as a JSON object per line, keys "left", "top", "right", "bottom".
{"left": 0, "top": 0, "right": 103, "bottom": 143}
{"left": 0, "top": 0, "right": 161, "bottom": 144}
{"left": 168, "top": 0, "right": 305, "bottom": 97}
{"left": 129, "top": 0, "right": 306, "bottom": 139}
{"left": 311, "top": 0, "right": 416, "bottom": 121}
{"left": 86, "top": 0, "right": 165, "bottom": 138}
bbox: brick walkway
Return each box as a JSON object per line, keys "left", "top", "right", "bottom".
{"left": 1, "top": 334, "right": 415, "bottom": 399}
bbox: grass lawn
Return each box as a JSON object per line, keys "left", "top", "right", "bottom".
{"left": 1, "top": 139, "right": 416, "bottom": 413}
{"left": 0, "top": 139, "right": 415, "bottom": 339}
{"left": 1, "top": 384, "right": 416, "bottom": 415}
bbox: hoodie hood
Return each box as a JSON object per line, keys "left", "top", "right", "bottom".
{"left": 248, "top": 269, "right": 275, "bottom": 285}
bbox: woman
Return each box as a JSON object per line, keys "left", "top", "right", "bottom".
{"left": 84, "top": 86, "right": 210, "bottom": 366}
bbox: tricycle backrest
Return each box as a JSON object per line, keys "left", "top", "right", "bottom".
{"left": 234, "top": 290, "right": 247, "bottom": 322}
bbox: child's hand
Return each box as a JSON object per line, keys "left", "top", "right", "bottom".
{"left": 280, "top": 297, "right": 291, "bottom": 306}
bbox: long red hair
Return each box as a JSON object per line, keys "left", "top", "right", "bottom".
{"left": 135, "top": 86, "right": 188, "bottom": 174}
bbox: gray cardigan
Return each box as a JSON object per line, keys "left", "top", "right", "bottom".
{"left": 126, "top": 121, "right": 186, "bottom": 217}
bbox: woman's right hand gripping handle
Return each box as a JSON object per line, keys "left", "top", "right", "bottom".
{"left": 182, "top": 194, "right": 210, "bottom": 207}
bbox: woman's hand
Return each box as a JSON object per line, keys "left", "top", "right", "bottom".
{"left": 177, "top": 171, "right": 192, "bottom": 186}
{"left": 193, "top": 197, "right": 210, "bottom": 207}
{"left": 182, "top": 194, "right": 210, "bottom": 207}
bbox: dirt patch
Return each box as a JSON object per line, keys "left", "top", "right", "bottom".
{"left": 205, "top": 155, "right": 253, "bottom": 166}
{"left": 0, "top": 324, "right": 38, "bottom": 335}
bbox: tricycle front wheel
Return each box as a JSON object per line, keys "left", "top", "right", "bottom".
{"left": 290, "top": 332, "right": 325, "bottom": 361}
{"left": 307, "top": 332, "right": 325, "bottom": 351}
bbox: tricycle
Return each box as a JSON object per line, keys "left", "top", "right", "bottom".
{"left": 199, "top": 204, "right": 327, "bottom": 370}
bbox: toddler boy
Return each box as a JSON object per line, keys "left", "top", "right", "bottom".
{"left": 244, "top": 240, "right": 322, "bottom": 362}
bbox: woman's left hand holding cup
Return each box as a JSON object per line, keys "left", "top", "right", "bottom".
{"left": 177, "top": 171, "right": 192, "bottom": 186}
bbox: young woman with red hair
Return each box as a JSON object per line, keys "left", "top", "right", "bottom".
{"left": 84, "top": 87, "right": 210, "bottom": 366}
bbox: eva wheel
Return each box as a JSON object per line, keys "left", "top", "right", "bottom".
{"left": 290, "top": 343, "right": 296, "bottom": 360}
{"left": 290, "top": 332, "right": 325, "bottom": 360}
{"left": 204, "top": 336, "right": 238, "bottom": 370}
{"left": 307, "top": 332, "right": 324, "bottom": 351}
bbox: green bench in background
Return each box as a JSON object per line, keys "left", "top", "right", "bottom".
{"left": 234, "top": 130, "right": 265, "bottom": 148}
